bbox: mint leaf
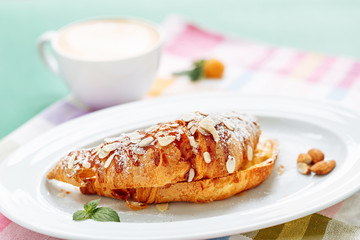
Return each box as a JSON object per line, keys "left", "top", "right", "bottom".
{"left": 90, "top": 207, "right": 120, "bottom": 222}
{"left": 84, "top": 199, "right": 100, "bottom": 213}
{"left": 73, "top": 210, "right": 90, "bottom": 221}
{"left": 73, "top": 199, "right": 120, "bottom": 222}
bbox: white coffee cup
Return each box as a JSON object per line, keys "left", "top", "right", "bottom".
{"left": 38, "top": 17, "right": 163, "bottom": 109}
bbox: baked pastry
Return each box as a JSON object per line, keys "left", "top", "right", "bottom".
{"left": 47, "top": 111, "right": 278, "bottom": 206}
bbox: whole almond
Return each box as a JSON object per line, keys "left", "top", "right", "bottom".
{"left": 297, "top": 153, "right": 312, "bottom": 164}
{"left": 310, "top": 160, "right": 336, "bottom": 175}
{"left": 297, "top": 162, "right": 311, "bottom": 175}
{"left": 308, "top": 148, "right": 324, "bottom": 164}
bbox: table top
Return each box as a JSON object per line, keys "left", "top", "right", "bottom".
{"left": 1, "top": 3, "right": 360, "bottom": 239}
{"left": 1, "top": 0, "right": 360, "bottom": 139}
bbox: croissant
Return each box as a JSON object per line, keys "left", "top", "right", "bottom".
{"left": 47, "top": 111, "right": 278, "bottom": 206}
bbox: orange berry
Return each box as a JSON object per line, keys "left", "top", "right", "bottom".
{"left": 203, "top": 59, "right": 224, "bottom": 78}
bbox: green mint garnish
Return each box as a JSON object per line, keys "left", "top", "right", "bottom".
{"left": 90, "top": 207, "right": 120, "bottom": 222}
{"left": 84, "top": 199, "right": 100, "bottom": 212}
{"left": 73, "top": 199, "right": 120, "bottom": 222}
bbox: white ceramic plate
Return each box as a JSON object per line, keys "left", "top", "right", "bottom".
{"left": 1, "top": 94, "right": 360, "bottom": 240}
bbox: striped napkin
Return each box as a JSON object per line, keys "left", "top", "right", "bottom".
{"left": 1, "top": 15, "right": 360, "bottom": 240}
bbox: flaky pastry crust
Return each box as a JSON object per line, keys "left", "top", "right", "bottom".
{"left": 47, "top": 111, "right": 277, "bottom": 206}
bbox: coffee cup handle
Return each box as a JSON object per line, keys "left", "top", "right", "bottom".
{"left": 37, "top": 31, "right": 59, "bottom": 75}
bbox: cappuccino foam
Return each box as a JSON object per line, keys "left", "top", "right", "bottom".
{"left": 55, "top": 19, "right": 159, "bottom": 61}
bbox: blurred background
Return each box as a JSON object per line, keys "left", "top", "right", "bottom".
{"left": 1, "top": 0, "right": 360, "bottom": 138}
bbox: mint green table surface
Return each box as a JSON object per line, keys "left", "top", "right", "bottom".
{"left": 1, "top": 0, "right": 360, "bottom": 139}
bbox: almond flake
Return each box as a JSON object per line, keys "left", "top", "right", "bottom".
{"left": 182, "top": 113, "right": 195, "bottom": 122}
{"left": 67, "top": 155, "right": 75, "bottom": 169}
{"left": 126, "top": 201, "right": 148, "bottom": 211}
{"left": 188, "top": 136, "right": 198, "bottom": 148}
{"left": 156, "top": 203, "right": 169, "bottom": 212}
{"left": 128, "top": 132, "right": 142, "bottom": 143}
{"left": 104, "top": 137, "right": 121, "bottom": 143}
{"left": 226, "top": 155, "right": 236, "bottom": 173}
{"left": 247, "top": 146, "right": 253, "bottom": 161}
{"left": 203, "top": 152, "right": 211, "bottom": 163}
{"left": 198, "top": 127, "right": 210, "bottom": 136}
{"left": 222, "top": 119, "right": 235, "bottom": 130}
{"left": 199, "top": 116, "right": 219, "bottom": 142}
{"left": 155, "top": 132, "right": 164, "bottom": 138}
{"left": 138, "top": 137, "right": 154, "bottom": 147}
{"left": 57, "top": 192, "right": 66, "bottom": 198}
{"left": 190, "top": 126, "right": 197, "bottom": 135}
{"left": 169, "top": 123, "right": 179, "bottom": 127}
{"left": 196, "top": 111, "right": 208, "bottom": 116}
{"left": 146, "top": 125, "right": 159, "bottom": 132}
{"left": 93, "top": 146, "right": 102, "bottom": 155}
{"left": 158, "top": 136, "right": 176, "bottom": 146}
{"left": 82, "top": 161, "right": 91, "bottom": 169}
{"left": 98, "top": 149, "right": 110, "bottom": 159}
{"left": 104, "top": 153, "right": 115, "bottom": 168}
{"left": 187, "top": 121, "right": 195, "bottom": 129}
{"left": 103, "top": 142, "right": 118, "bottom": 152}
{"left": 188, "top": 168, "right": 195, "bottom": 182}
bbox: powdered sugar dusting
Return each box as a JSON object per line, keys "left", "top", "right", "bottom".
{"left": 61, "top": 111, "right": 259, "bottom": 179}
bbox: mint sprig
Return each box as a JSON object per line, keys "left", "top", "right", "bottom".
{"left": 73, "top": 199, "right": 120, "bottom": 222}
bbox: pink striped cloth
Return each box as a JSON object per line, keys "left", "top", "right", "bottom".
{"left": 1, "top": 15, "right": 360, "bottom": 239}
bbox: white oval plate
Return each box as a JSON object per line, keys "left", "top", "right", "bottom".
{"left": 1, "top": 94, "right": 360, "bottom": 240}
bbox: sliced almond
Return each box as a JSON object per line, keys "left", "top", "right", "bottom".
{"left": 188, "top": 168, "right": 195, "bottom": 182}
{"left": 158, "top": 136, "right": 176, "bottom": 146}
{"left": 156, "top": 203, "right": 169, "bottom": 212}
{"left": 277, "top": 164, "right": 285, "bottom": 176}
{"left": 168, "top": 123, "right": 179, "bottom": 127}
{"left": 128, "top": 132, "right": 142, "bottom": 143}
{"left": 146, "top": 125, "right": 159, "bottom": 132}
{"left": 190, "top": 126, "right": 197, "bottom": 135}
{"left": 196, "top": 111, "right": 208, "bottom": 116}
{"left": 126, "top": 201, "right": 148, "bottom": 211}
{"left": 297, "top": 162, "right": 310, "bottom": 175}
{"left": 226, "top": 155, "right": 236, "bottom": 173}
{"left": 155, "top": 132, "right": 164, "bottom": 138}
{"left": 98, "top": 149, "right": 110, "bottom": 159}
{"left": 92, "top": 145, "right": 102, "bottom": 155}
{"left": 102, "top": 142, "right": 118, "bottom": 152}
{"left": 104, "top": 153, "right": 116, "bottom": 168}
{"left": 182, "top": 113, "right": 195, "bottom": 122}
{"left": 198, "top": 127, "right": 210, "bottom": 136}
{"left": 222, "top": 119, "right": 235, "bottom": 130}
{"left": 82, "top": 161, "right": 91, "bottom": 169}
{"left": 203, "top": 152, "right": 211, "bottom": 163}
{"left": 187, "top": 121, "right": 195, "bottom": 129}
{"left": 310, "top": 160, "right": 336, "bottom": 175}
{"left": 199, "top": 116, "right": 219, "bottom": 142}
{"left": 247, "top": 146, "right": 253, "bottom": 161}
{"left": 188, "top": 136, "right": 198, "bottom": 148}
{"left": 138, "top": 137, "right": 154, "bottom": 147}
{"left": 104, "top": 137, "right": 121, "bottom": 143}
{"left": 67, "top": 155, "right": 75, "bottom": 169}
{"left": 57, "top": 192, "right": 66, "bottom": 198}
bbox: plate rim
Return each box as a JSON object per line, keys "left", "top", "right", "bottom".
{"left": 1, "top": 93, "right": 360, "bottom": 240}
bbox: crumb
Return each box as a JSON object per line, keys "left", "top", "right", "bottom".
{"left": 57, "top": 192, "right": 66, "bottom": 198}
{"left": 156, "top": 203, "right": 169, "bottom": 212}
{"left": 277, "top": 164, "right": 285, "bottom": 175}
